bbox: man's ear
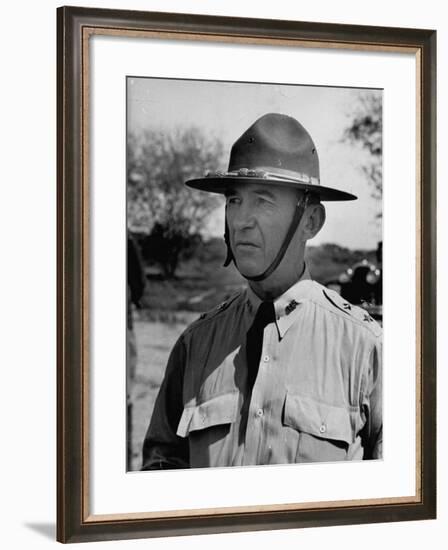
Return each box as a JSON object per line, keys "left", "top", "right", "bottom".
{"left": 303, "top": 203, "right": 326, "bottom": 239}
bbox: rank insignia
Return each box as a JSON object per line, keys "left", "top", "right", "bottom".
{"left": 285, "top": 300, "right": 298, "bottom": 315}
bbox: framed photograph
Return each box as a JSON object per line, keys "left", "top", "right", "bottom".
{"left": 57, "top": 5, "right": 436, "bottom": 543}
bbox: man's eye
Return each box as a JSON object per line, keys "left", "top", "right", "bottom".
{"left": 226, "top": 196, "right": 240, "bottom": 205}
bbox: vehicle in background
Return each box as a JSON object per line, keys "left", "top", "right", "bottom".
{"left": 325, "top": 243, "right": 383, "bottom": 322}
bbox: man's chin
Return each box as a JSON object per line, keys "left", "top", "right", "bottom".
{"left": 234, "top": 258, "right": 264, "bottom": 278}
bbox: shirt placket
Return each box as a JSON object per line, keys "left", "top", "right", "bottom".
{"left": 242, "top": 323, "right": 277, "bottom": 465}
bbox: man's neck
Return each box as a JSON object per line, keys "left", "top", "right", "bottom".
{"left": 248, "top": 261, "right": 309, "bottom": 301}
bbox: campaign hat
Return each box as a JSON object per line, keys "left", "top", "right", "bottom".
{"left": 185, "top": 113, "right": 357, "bottom": 201}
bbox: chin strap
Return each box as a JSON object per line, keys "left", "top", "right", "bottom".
{"left": 223, "top": 192, "right": 311, "bottom": 282}
{"left": 223, "top": 211, "right": 233, "bottom": 268}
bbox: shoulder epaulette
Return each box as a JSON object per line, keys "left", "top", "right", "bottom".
{"left": 191, "top": 291, "right": 242, "bottom": 325}
{"left": 321, "top": 288, "right": 382, "bottom": 336}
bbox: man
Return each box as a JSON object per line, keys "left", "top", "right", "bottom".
{"left": 141, "top": 113, "right": 382, "bottom": 470}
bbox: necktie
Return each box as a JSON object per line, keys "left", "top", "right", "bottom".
{"left": 246, "top": 301, "right": 276, "bottom": 391}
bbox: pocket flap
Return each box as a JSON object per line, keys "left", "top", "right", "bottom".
{"left": 176, "top": 392, "right": 239, "bottom": 438}
{"left": 284, "top": 393, "right": 355, "bottom": 444}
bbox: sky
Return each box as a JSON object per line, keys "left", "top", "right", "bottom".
{"left": 127, "top": 77, "right": 382, "bottom": 250}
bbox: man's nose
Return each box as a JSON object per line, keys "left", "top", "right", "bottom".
{"left": 232, "top": 204, "right": 256, "bottom": 230}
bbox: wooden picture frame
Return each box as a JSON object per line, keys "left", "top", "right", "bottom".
{"left": 57, "top": 5, "right": 436, "bottom": 543}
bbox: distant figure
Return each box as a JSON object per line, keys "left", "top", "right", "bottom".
{"left": 142, "top": 113, "right": 382, "bottom": 470}
{"left": 127, "top": 232, "right": 146, "bottom": 469}
{"left": 128, "top": 233, "right": 146, "bottom": 309}
{"left": 127, "top": 233, "right": 146, "bottom": 377}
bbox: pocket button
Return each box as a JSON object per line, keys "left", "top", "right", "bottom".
{"left": 319, "top": 423, "right": 326, "bottom": 434}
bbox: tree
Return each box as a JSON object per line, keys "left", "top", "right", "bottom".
{"left": 343, "top": 92, "right": 382, "bottom": 215}
{"left": 127, "top": 127, "right": 225, "bottom": 277}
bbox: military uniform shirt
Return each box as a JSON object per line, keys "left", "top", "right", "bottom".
{"left": 141, "top": 274, "right": 382, "bottom": 469}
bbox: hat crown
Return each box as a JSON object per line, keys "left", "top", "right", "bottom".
{"left": 229, "top": 113, "right": 319, "bottom": 181}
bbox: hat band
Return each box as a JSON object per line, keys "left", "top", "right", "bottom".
{"left": 205, "top": 168, "right": 320, "bottom": 187}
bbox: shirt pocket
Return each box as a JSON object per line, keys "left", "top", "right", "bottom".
{"left": 283, "top": 392, "right": 356, "bottom": 463}
{"left": 177, "top": 392, "right": 239, "bottom": 437}
{"left": 176, "top": 392, "right": 240, "bottom": 468}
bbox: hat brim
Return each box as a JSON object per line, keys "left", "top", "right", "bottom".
{"left": 185, "top": 176, "right": 357, "bottom": 202}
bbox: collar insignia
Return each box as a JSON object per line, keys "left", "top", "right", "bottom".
{"left": 285, "top": 299, "right": 298, "bottom": 315}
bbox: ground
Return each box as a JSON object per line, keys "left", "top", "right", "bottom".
{"left": 130, "top": 313, "right": 193, "bottom": 470}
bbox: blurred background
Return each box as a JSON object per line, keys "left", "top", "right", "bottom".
{"left": 126, "top": 78, "right": 383, "bottom": 470}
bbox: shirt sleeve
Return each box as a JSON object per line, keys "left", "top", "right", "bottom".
{"left": 360, "top": 335, "right": 383, "bottom": 460}
{"left": 141, "top": 335, "right": 190, "bottom": 470}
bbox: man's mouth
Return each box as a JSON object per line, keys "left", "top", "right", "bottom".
{"left": 235, "top": 241, "right": 260, "bottom": 249}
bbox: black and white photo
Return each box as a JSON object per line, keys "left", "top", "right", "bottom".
{"left": 126, "top": 78, "right": 383, "bottom": 471}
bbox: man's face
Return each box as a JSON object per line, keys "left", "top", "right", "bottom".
{"left": 225, "top": 182, "right": 302, "bottom": 279}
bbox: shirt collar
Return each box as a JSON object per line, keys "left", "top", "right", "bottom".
{"left": 245, "top": 265, "right": 314, "bottom": 338}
